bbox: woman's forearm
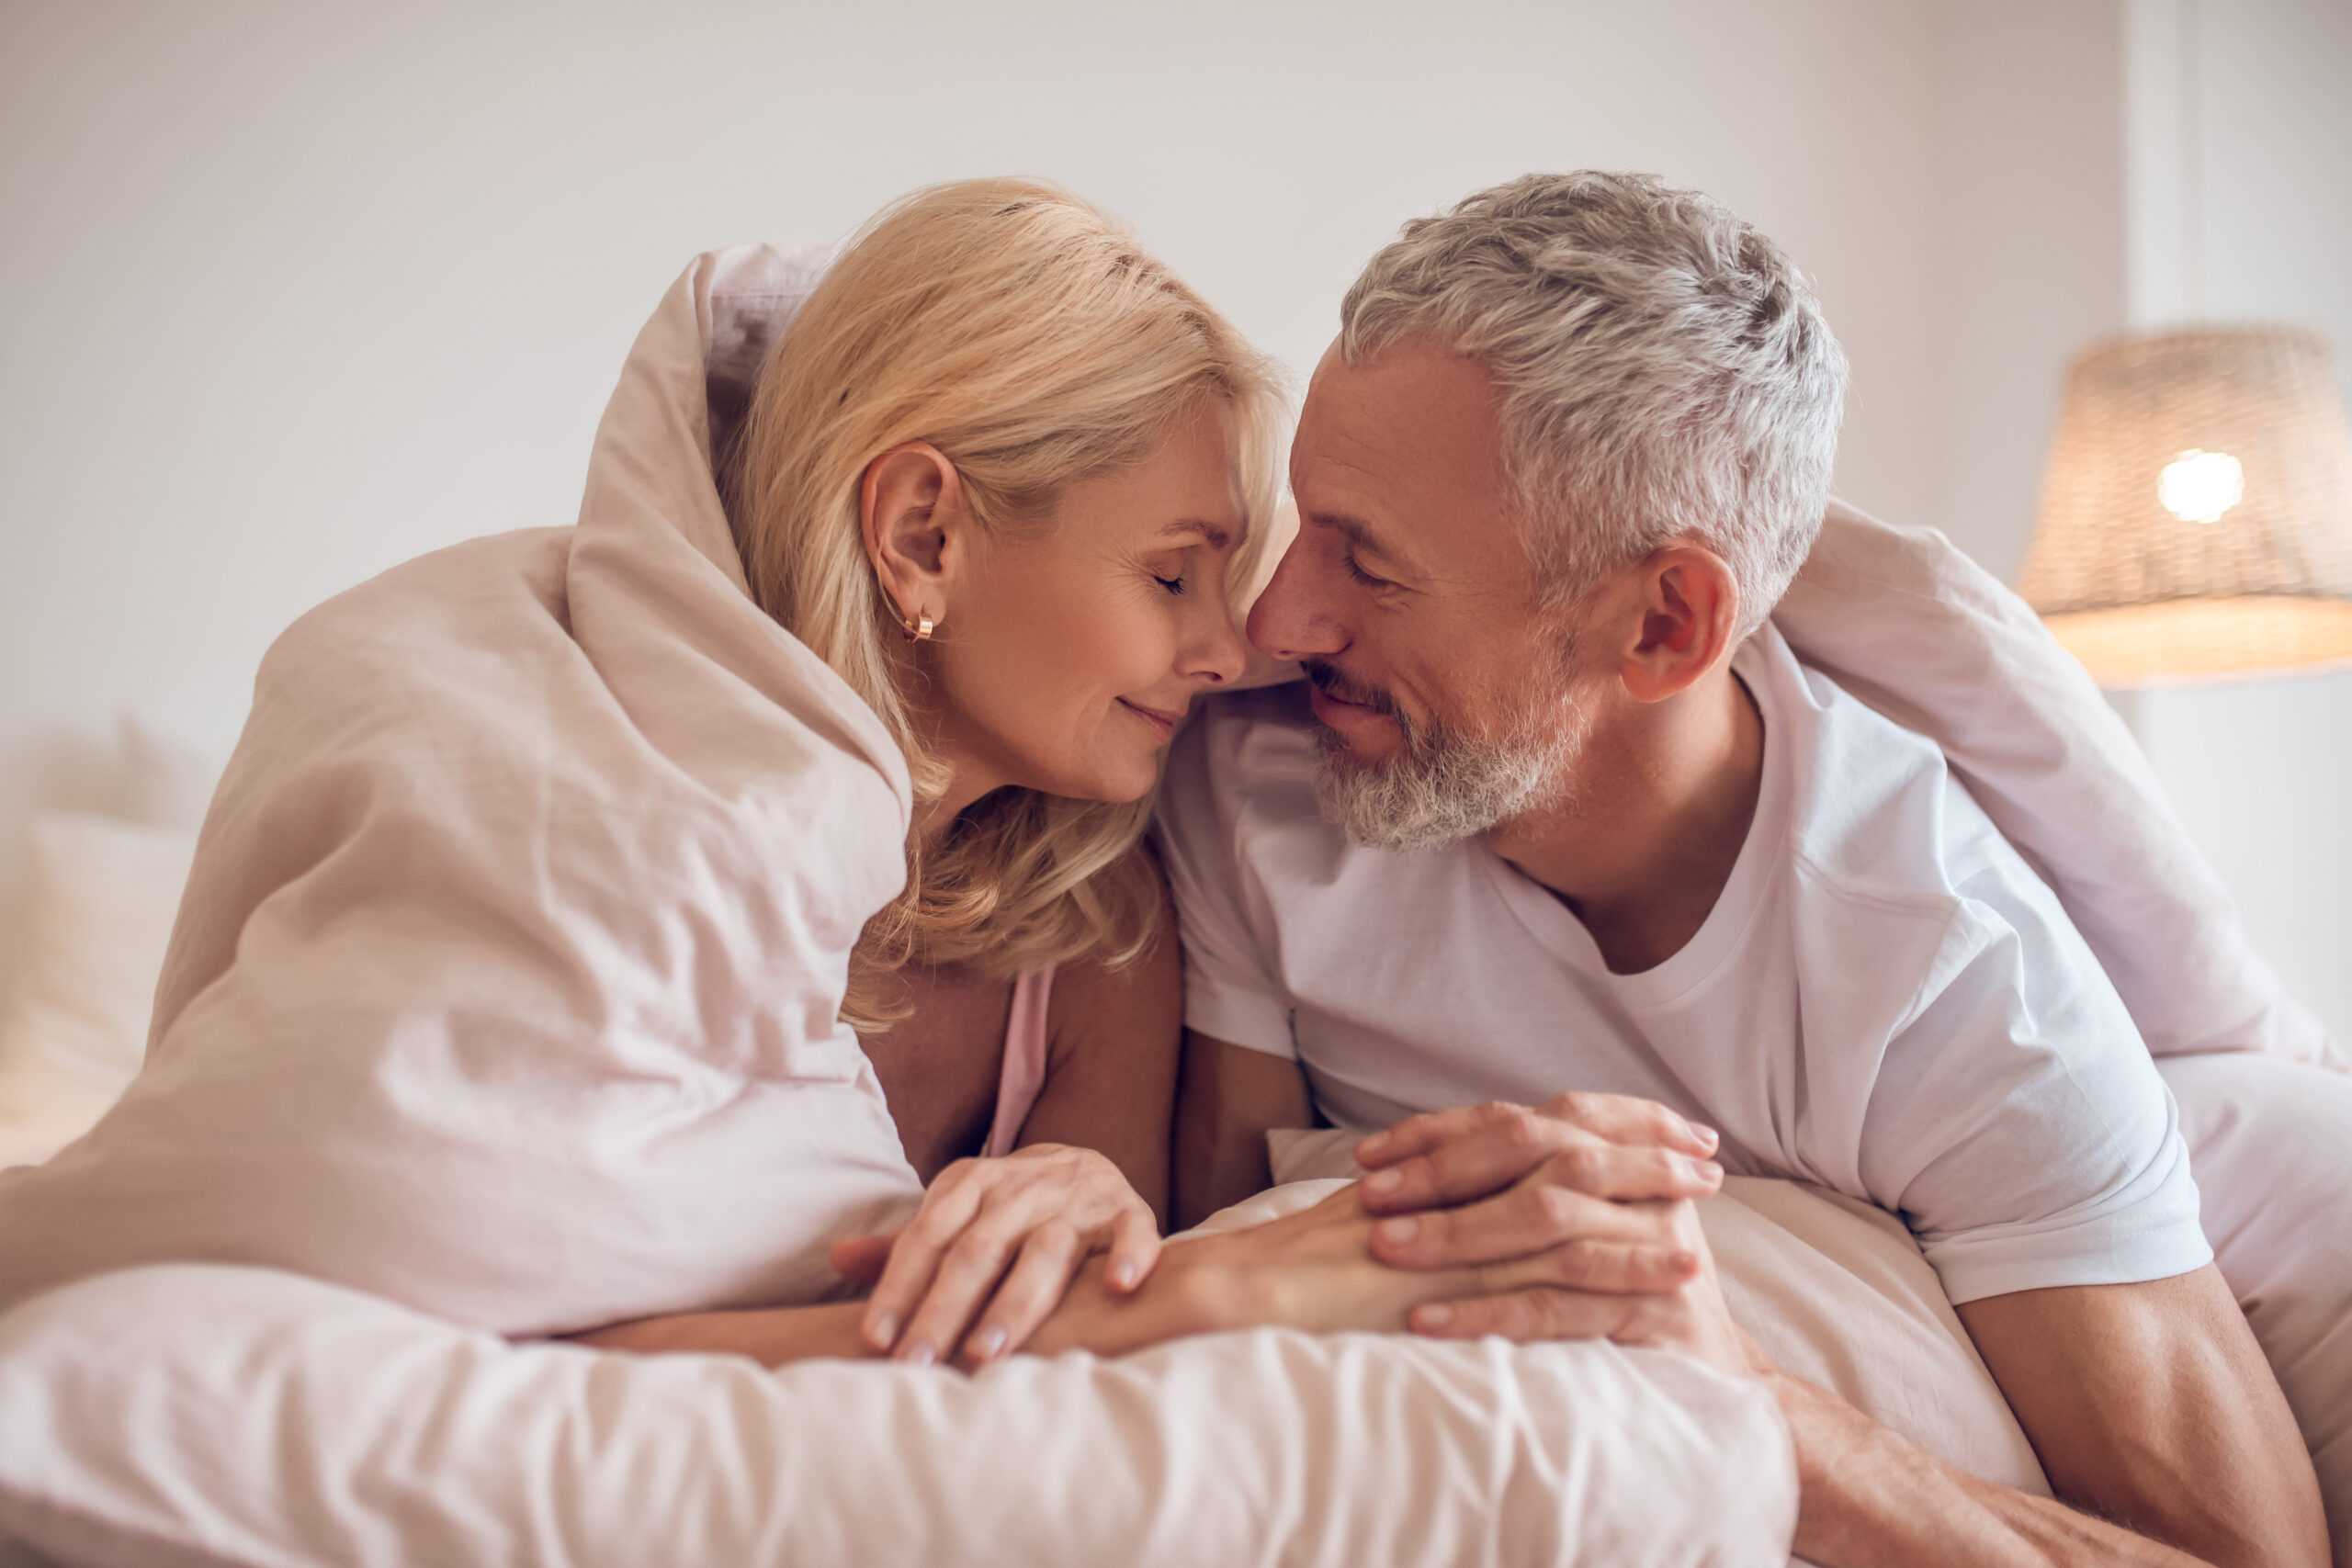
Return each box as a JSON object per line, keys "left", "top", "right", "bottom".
{"left": 566, "top": 1260, "right": 1214, "bottom": 1369}
{"left": 571, "top": 1187, "right": 1494, "bottom": 1369}
{"left": 1031, "top": 1190, "right": 1500, "bottom": 1358}
{"left": 569, "top": 1300, "right": 872, "bottom": 1365}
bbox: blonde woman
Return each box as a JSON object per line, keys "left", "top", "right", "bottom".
{"left": 701, "top": 176, "right": 1281, "bottom": 1367}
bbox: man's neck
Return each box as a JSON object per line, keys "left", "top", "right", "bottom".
{"left": 1483, "top": 664, "right": 1765, "bottom": 976}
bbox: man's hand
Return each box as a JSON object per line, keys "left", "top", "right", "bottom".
{"left": 1348, "top": 1093, "right": 1754, "bottom": 1375}
{"left": 1354, "top": 1093, "right": 1725, "bottom": 1287}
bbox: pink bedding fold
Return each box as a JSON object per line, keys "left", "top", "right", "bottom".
{"left": 0, "top": 1260, "right": 1799, "bottom": 1568}
{"left": 1779, "top": 500, "right": 2343, "bottom": 1072}
{"left": 0, "top": 248, "right": 931, "bottom": 1335}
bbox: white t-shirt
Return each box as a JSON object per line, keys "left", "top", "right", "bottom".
{"left": 1156, "top": 626, "right": 2211, "bottom": 1305}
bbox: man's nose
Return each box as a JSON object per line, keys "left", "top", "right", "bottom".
{"left": 1245, "top": 535, "right": 1346, "bottom": 663}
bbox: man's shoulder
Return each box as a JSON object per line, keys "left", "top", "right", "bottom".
{"left": 1758, "top": 632, "right": 2099, "bottom": 1021}
{"left": 1762, "top": 632, "right": 2015, "bottom": 915}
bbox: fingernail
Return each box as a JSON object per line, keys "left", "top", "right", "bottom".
{"left": 1691, "top": 1123, "right": 1720, "bottom": 1153}
{"left": 970, "top": 1325, "right": 1007, "bottom": 1361}
{"left": 1377, "top": 1216, "right": 1419, "bottom": 1245}
{"left": 1110, "top": 1260, "right": 1138, "bottom": 1290}
{"left": 900, "top": 1341, "right": 936, "bottom": 1368}
{"left": 1669, "top": 1251, "right": 1699, "bottom": 1274}
{"left": 1695, "top": 1158, "right": 1723, "bottom": 1181}
{"left": 1365, "top": 1168, "right": 1402, "bottom": 1196}
{"left": 1416, "top": 1302, "right": 1453, "bottom": 1330}
{"left": 867, "top": 1313, "right": 898, "bottom": 1349}
{"left": 1359, "top": 1130, "right": 1390, "bottom": 1158}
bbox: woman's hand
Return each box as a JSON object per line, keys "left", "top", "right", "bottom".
{"left": 829, "top": 1143, "right": 1161, "bottom": 1367}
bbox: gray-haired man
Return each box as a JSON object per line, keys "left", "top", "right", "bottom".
{"left": 1160, "top": 173, "right": 2328, "bottom": 1565}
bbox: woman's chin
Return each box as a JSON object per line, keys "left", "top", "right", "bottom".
{"left": 1018, "top": 755, "right": 1161, "bottom": 807}
{"left": 1084, "top": 763, "right": 1162, "bottom": 806}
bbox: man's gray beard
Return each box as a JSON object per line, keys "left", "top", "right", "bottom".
{"left": 1310, "top": 692, "right": 1586, "bottom": 852}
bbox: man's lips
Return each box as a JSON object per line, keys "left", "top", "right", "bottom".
{"left": 1306, "top": 682, "right": 1379, "bottom": 728}
{"left": 1118, "top": 698, "right": 1182, "bottom": 741}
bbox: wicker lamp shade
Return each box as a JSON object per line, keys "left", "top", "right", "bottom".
{"left": 2017, "top": 326, "right": 2352, "bottom": 686}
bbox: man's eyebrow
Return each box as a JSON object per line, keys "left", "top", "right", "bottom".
{"left": 1158, "top": 517, "right": 1236, "bottom": 550}
{"left": 1308, "top": 510, "right": 1403, "bottom": 566}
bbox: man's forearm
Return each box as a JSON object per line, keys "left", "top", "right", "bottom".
{"left": 1171, "top": 1032, "right": 1312, "bottom": 1228}
{"left": 1955, "top": 1269, "right": 2326, "bottom": 1568}
{"left": 1772, "top": 1372, "right": 2204, "bottom": 1568}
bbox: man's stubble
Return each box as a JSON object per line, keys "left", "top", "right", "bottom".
{"left": 1305, "top": 654, "right": 1589, "bottom": 853}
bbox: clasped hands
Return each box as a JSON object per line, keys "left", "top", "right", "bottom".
{"left": 1351, "top": 1093, "right": 1753, "bottom": 1376}
{"left": 835, "top": 1092, "right": 1753, "bottom": 1377}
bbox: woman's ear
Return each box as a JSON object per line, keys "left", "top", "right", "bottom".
{"left": 1619, "top": 544, "right": 1744, "bottom": 704}
{"left": 860, "top": 442, "right": 967, "bottom": 633}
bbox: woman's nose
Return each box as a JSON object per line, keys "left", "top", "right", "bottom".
{"left": 1184, "top": 596, "right": 1250, "bottom": 686}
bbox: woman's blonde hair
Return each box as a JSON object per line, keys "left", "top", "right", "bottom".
{"left": 732, "top": 178, "right": 1284, "bottom": 1032}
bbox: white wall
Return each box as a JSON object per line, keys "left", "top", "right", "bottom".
{"left": 0, "top": 0, "right": 1947, "bottom": 996}
{"left": 1926, "top": 0, "right": 2128, "bottom": 582}
{"left": 0, "top": 0, "right": 2346, "bottom": 1039}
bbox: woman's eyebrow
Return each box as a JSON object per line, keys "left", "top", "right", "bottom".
{"left": 1158, "top": 518, "right": 1234, "bottom": 550}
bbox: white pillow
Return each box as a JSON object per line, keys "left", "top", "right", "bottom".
{"left": 0, "top": 813, "right": 196, "bottom": 1168}
{"left": 1266, "top": 1130, "right": 2048, "bottom": 1495}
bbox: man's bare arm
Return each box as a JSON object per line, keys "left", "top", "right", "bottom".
{"left": 1953, "top": 1267, "right": 2326, "bottom": 1568}
{"left": 1171, "top": 1031, "right": 1311, "bottom": 1229}
{"left": 1765, "top": 1370, "right": 2205, "bottom": 1567}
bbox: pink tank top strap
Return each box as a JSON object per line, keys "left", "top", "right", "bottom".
{"left": 982, "top": 965, "right": 1055, "bottom": 1158}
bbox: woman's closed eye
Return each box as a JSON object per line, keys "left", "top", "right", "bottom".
{"left": 1152, "top": 571, "right": 1187, "bottom": 596}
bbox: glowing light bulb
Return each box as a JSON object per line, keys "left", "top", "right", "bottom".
{"left": 2156, "top": 448, "right": 2245, "bottom": 525}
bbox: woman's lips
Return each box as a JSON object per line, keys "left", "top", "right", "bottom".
{"left": 1118, "top": 698, "right": 1182, "bottom": 742}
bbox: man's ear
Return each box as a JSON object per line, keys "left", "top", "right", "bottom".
{"left": 1618, "top": 544, "right": 1744, "bottom": 704}
{"left": 860, "top": 442, "right": 967, "bottom": 632}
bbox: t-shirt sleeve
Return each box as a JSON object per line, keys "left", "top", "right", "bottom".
{"left": 1151, "top": 712, "right": 1297, "bottom": 1060}
{"left": 1859, "top": 855, "right": 2213, "bottom": 1305}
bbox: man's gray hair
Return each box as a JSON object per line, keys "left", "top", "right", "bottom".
{"left": 1340, "top": 172, "right": 1848, "bottom": 634}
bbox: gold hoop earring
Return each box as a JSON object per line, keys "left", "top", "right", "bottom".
{"left": 902, "top": 609, "right": 936, "bottom": 642}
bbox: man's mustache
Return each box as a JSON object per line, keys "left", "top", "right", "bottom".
{"left": 1302, "top": 659, "right": 1405, "bottom": 723}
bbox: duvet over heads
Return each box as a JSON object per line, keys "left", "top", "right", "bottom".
{"left": 0, "top": 181, "right": 1286, "bottom": 1336}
